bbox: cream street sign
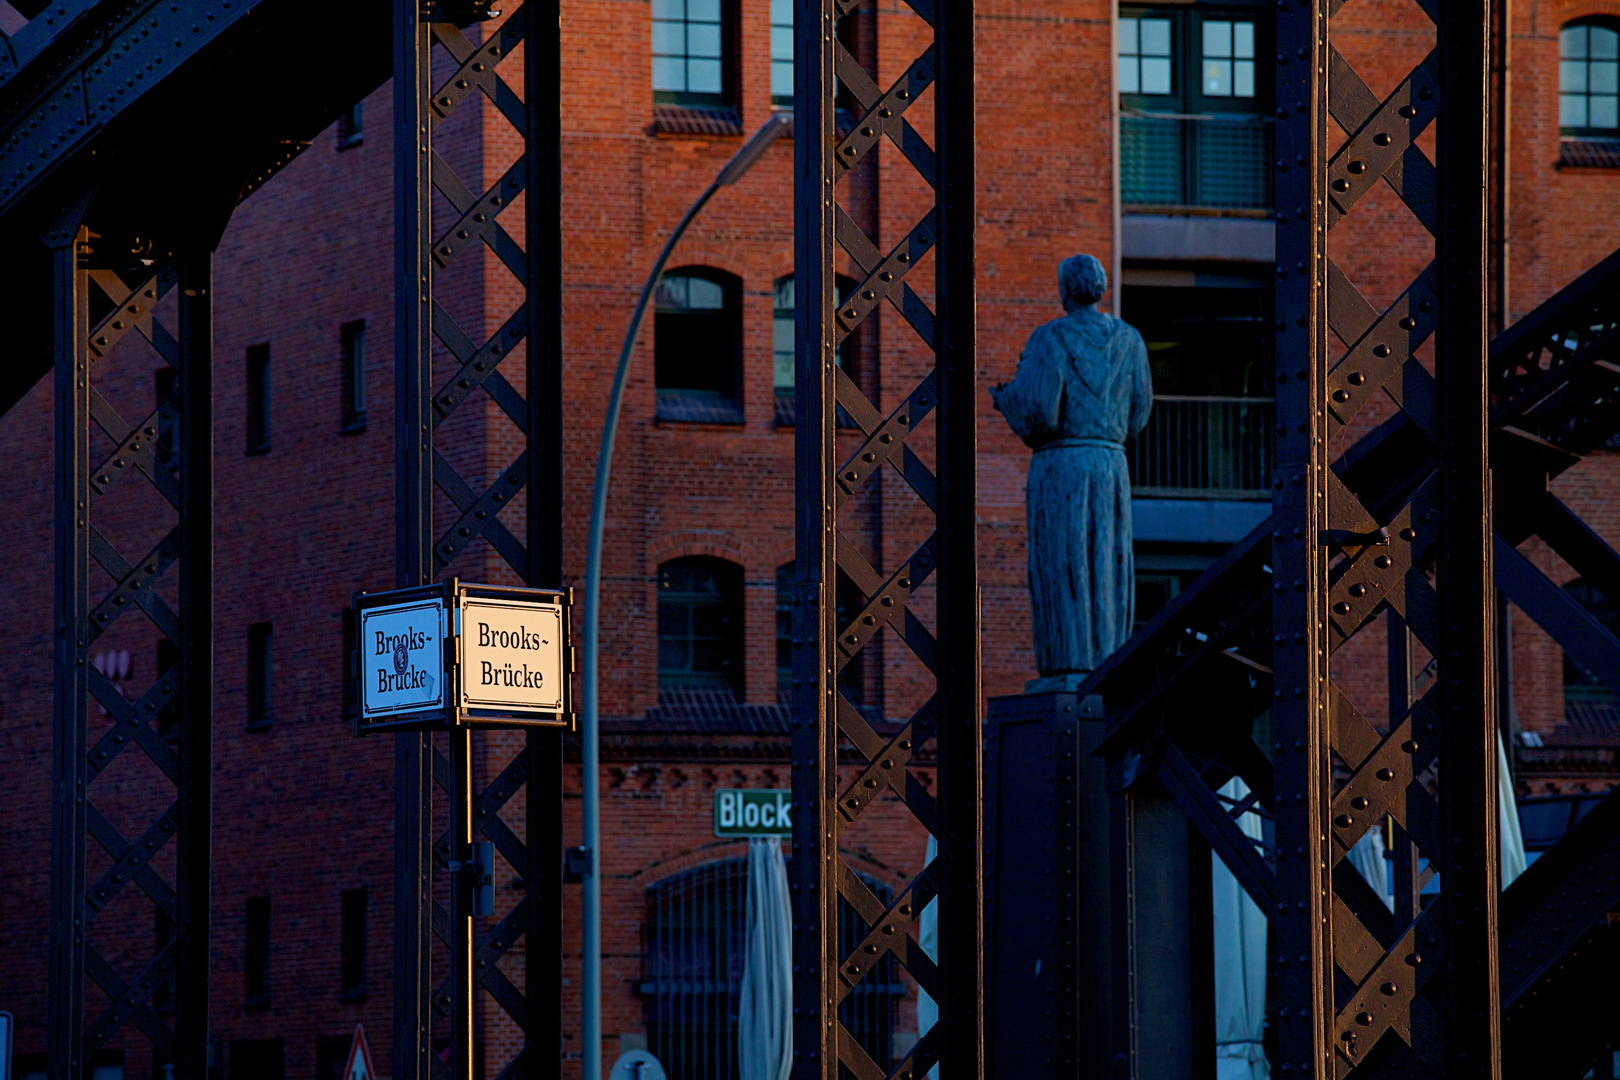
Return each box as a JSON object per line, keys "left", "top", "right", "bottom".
{"left": 459, "top": 594, "right": 567, "bottom": 717}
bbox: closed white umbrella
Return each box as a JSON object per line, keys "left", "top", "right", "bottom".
{"left": 1213, "top": 778, "right": 1271, "bottom": 1080}
{"left": 739, "top": 838, "right": 793, "bottom": 1080}
{"left": 1499, "top": 733, "right": 1528, "bottom": 888}
{"left": 916, "top": 836, "right": 939, "bottom": 1080}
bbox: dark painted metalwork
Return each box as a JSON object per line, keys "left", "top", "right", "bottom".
{"left": 1087, "top": 189, "right": 1620, "bottom": 1074}
{"left": 46, "top": 227, "right": 215, "bottom": 1078}
{"left": 48, "top": 224, "right": 91, "bottom": 1080}
{"left": 1435, "top": 0, "right": 1501, "bottom": 1067}
{"left": 1085, "top": 0, "right": 1509, "bottom": 1068}
{"left": 174, "top": 249, "right": 215, "bottom": 1080}
{"left": 790, "top": 0, "right": 980, "bottom": 1074}
{"left": 390, "top": 3, "right": 564, "bottom": 1077}
{"left": 983, "top": 693, "right": 1104, "bottom": 1077}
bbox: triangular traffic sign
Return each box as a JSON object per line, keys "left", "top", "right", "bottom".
{"left": 340, "top": 1023, "right": 375, "bottom": 1080}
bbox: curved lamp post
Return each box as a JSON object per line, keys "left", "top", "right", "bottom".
{"left": 581, "top": 111, "right": 791, "bottom": 1080}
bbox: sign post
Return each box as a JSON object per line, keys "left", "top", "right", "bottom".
{"left": 350, "top": 580, "right": 574, "bottom": 733}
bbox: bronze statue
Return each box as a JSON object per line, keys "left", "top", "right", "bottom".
{"left": 991, "top": 254, "right": 1152, "bottom": 691}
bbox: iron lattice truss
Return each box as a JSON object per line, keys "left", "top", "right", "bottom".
{"left": 790, "top": 0, "right": 980, "bottom": 1076}
{"left": 1087, "top": 0, "right": 1620, "bottom": 1069}
{"left": 49, "top": 250, "right": 214, "bottom": 1080}
{"left": 394, "top": 3, "right": 563, "bottom": 1079}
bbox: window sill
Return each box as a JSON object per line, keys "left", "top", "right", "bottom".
{"left": 771, "top": 394, "right": 860, "bottom": 431}
{"left": 339, "top": 418, "right": 368, "bottom": 436}
{"left": 1558, "top": 137, "right": 1620, "bottom": 170}
{"left": 338, "top": 987, "right": 368, "bottom": 1002}
{"left": 655, "top": 393, "right": 745, "bottom": 425}
{"left": 1122, "top": 204, "right": 1272, "bottom": 219}
{"left": 246, "top": 719, "right": 272, "bottom": 733}
{"left": 245, "top": 443, "right": 271, "bottom": 457}
{"left": 652, "top": 104, "right": 743, "bottom": 137}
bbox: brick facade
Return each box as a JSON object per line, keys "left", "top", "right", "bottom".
{"left": 1, "top": 0, "right": 1618, "bottom": 1076}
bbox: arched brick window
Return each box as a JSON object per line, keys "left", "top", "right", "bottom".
{"left": 640, "top": 859, "right": 895, "bottom": 1079}
{"left": 772, "top": 274, "right": 857, "bottom": 427}
{"left": 658, "top": 556, "right": 744, "bottom": 695}
{"left": 656, "top": 269, "right": 743, "bottom": 423}
{"left": 1562, "top": 578, "right": 1619, "bottom": 702}
{"left": 1561, "top": 19, "right": 1620, "bottom": 136}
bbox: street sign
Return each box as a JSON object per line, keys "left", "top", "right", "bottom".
{"left": 340, "top": 1023, "right": 375, "bottom": 1080}
{"left": 350, "top": 580, "right": 573, "bottom": 733}
{"left": 460, "top": 594, "right": 566, "bottom": 716}
{"left": 358, "top": 596, "right": 446, "bottom": 723}
{"left": 714, "top": 788, "right": 793, "bottom": 837}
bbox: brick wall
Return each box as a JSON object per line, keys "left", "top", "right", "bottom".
{"left": 2, "top": 0, "right": 1619, "bottom": 1075}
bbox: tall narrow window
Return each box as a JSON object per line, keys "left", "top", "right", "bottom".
{"left": 657, "top": 557, "right": 744, "bottom": 695}
{"left": 246, "top": 343, "right": 271, "bottom": 455}
{"left": 230, "top": 1040, "right": 284, "bottom": 1080}
{"left": 772, "top": 275, "right": 855, "bottom": 427}
{"left": 340, "top": 320, "right": 367, "bottom": 433}
{"left": 655, "top": 270, "right": 744, "bottom": 423}
{"left": 337, "top": 102, "right": 363, "bottom": 149}
{"left": 651, "top": 0, "right": 729, "bottom": 106}
{"left": 776, "top": 564, "right": 793, "bottom": 692}
{"left": 154, "top": 367, "right": 178, "bottom": 470}
{"left": 156, "top": 638, "right": 180, "bottom": 743}
{"left": 1561, "top": 20, "right": 1620, "bottom": 135}
{"left": 244, "top": 896, "right": 271, "bottom": 1008}
{"left": 770, "top": 0, "right": 792, "bottom": 105}
{"left": 1563, "top": 579, "right": 1619, "bottom": 701}
{"left": 339, "top": 886, "right": 367, "bottom": 999}
{"left": 154, "top": 906, "right": 176, "bottom": 1013}
{"left": 248, "top": 623, "right": 272, "bottom": 731}
{"left": 772, "top": 276, "right": 796, "bottom": 425}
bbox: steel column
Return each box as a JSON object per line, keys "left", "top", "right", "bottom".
{"left": 393, "top": 0, "right": 436, "bottom": 1076}
{"left": 1435, "top": 0, "right": 1501, "bottom": 1067}
{"left": 791, "top": 0, "right": 980, "bottom": 1073}
{"left": 174, "top": 249, "right": 215, "bottom": 1080}
{"left": 47, "top": 226, "right": 90, "bottom": 1080}
{"left": 391, "top": 4, "right": 565, "bottom": 1077}
{"left": 789, "top": 0, "right": 839, "bottom": 1069}
{"left": 525, "top": 0, "right": 565, "bottom": 1072}
{"left": 1271, "top": 0, "right": 1333, "bottom": 1070}
{"left": 933, "top": 0, "right": 983, "bottom": 1072}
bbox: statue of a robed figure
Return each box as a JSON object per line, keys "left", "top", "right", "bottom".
{"left": 991, "top": 254, "right": 1152, "bottom": 691}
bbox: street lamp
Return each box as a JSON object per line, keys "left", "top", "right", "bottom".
{"left": 580, "top": 110, "right": 791, "bottom": 1080}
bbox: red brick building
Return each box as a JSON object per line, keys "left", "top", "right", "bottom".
{"left": 1, "top": 0, "right": 1618, "bottom": 1076}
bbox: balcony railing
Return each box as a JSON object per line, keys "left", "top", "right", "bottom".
{"left": 1121, "top": 111, "right": 1274, "bottom": 210}
{"left": 1129, "top": 396, "right": 1274, "bottom": 496}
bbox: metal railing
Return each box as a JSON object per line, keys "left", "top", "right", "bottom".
{"left": 1129, "top": 396, "right": 1275, "bottom": 495}
{"left": 1121, "top": 111, "right": 1274, "bottom": 210}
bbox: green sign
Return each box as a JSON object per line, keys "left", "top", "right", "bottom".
{"left": 714, "top": 789, "right": 793, "bottom": 838}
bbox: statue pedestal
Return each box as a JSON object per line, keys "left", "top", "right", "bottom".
{"left": 984, "top": 691, "right": 1110, "bottom": 1080}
